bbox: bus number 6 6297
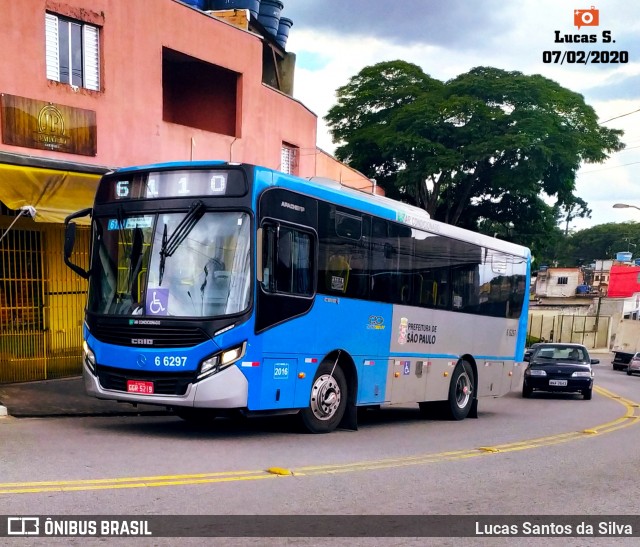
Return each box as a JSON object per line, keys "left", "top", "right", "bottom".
{"left": 154, "top": 356, "right": 187, "bottom": 367}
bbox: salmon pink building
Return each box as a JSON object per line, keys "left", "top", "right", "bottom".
{"left": 0, "top": 0, "right": 371, "bottom": 382}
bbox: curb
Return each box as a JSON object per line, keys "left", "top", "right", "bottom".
{"left": 4, "top": 410, "right": 172, "bottom": 418}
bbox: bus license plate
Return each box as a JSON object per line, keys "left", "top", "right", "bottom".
{"left": 549, "top": 379, "right": 567, "bottom": 387}
{"left": 127, "top": 380, "right": 154, "bottom": 394}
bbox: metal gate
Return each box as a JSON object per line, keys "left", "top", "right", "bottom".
{"left": 0, "top": 221, "right": 89, "bottom": 383}
{"left": 527, "top": 313, "right": 610, "bottom": 350}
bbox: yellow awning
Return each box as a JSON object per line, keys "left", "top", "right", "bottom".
{"left": 0, "top": 163, "right": 102, "bottom": 224}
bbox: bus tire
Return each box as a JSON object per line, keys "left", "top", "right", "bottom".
{"left": 444, "top": 360, "right": 475, "bottom": 420}
{"left": 300, "top": 362, "right": 347, "bottom": 433}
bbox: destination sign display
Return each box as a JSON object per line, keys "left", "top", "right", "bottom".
{"left": 96, "top": 169, "right": 246, "bottom": 202}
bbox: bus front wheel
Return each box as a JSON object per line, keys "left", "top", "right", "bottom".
{"left": 445, "top": 361, "right": 475, "bottom": 420}
{"left": 300, "top": 362, "right": 347, "bottom": 433}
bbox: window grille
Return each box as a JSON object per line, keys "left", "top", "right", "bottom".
{"left": 45, "top": 13, "right": 100, "bottom": 91}
{"left": 281, "top": 145, "right": 298, "bottom": 175}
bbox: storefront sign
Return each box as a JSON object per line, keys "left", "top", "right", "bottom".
{"left": 1, "top": 94, "right": 96, "bottom": 156}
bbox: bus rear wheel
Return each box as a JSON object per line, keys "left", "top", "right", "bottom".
{"left": 300, "top": 362, "right": 347, "bottom": 433}
{"left": 445, "top": 361, "right": 475, "bottom": 420}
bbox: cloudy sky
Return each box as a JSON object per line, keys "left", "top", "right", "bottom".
{"left": 278, "top": 0, "right": 640, "bottom": 232}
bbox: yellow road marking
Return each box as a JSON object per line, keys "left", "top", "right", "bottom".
{"left": 267, "top": 467, "right": 292, "bottom": 476}
{"left": 1, "top": 386, "right": 638, "bottom": 495}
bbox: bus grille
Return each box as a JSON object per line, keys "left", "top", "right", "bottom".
{"left": 92, "top": 324, "right": 210, "bottom": 348}
{"left": 96, "top": 365, "right": 196, "bottom": 396}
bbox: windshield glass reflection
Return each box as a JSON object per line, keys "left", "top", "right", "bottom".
{"left": 88, "top": 211, "right": 251, "bottom": 317}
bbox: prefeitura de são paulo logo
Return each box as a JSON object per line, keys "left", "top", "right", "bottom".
{"left": 542, "top": 5, "right": 628, "bottom": 65}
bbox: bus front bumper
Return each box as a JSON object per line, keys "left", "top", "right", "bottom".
{"left": 83, "top": 362, "right": 249, "bottom": 409}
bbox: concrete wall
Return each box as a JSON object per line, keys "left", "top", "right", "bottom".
{"left": 527, "top": 310, "right": 611, "bottom": 349}
{"left": 314, "top": 149, "right": 384, "bottom": 194}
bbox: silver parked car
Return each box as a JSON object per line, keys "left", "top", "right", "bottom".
{"left": 627, "top": 353, "right": 640, "bottom": 376}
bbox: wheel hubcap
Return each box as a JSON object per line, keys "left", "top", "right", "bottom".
{"left": 310, "top": 374, "right": 341, "bottom": 421}
{"left": 455, "top": 371, "right": 472, "bottom": 409}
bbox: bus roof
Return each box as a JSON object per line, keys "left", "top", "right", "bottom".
{"left": 270, "top": 170, "right": 531, "bottom": 260}
{"left": 105, "top": 161, "right": 530, "bottom": 259}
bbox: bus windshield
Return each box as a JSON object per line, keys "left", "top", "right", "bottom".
{"left": 87, "top": 211, "right": 251, "bottom": 317}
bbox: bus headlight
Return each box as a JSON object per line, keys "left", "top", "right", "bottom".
{"left": 221, "top": 345, "right": 244, "bottom": 366}
{"left": 199, "top": 355, "right": 219, "bottom": 379}
{"left": 83, "top": 341, "right": 96, "bottom": 373}
{"left": 198, "top": 342, "right": 246, "bottom": 380}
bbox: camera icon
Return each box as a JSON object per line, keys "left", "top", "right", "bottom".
{"left": 574, "top": 6, "right": 599, "bottom": 29}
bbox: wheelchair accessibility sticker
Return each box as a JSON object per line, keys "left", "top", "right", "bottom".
{"left": 146, "top": 288, "right": 169, "bottom": 316}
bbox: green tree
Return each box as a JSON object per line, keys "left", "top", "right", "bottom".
{"left": 325, "top": 61, "right": 624, "bottom": 255}
{"left": 554, "top": 222, "right": 640, "bottom": 266}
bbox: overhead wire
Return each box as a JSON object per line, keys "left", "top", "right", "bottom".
{"left": 601, "top": 107, "right": 640, "bottom": 124}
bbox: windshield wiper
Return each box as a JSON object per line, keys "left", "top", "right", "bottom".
{"left": 158, "top": 200, "right": 206, "bottom": 285}
{"left": 116, "top": 205, "right": 130, "bottom": 257}
{"left": 127, "top": 227, "right": 144, "bottom": 297}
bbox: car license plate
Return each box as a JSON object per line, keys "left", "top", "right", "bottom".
{"left": 549, "top": 379, "right": 568, "bottom": 387}
{"left": 127, "top": 380, "right": 154, "bottom": 394}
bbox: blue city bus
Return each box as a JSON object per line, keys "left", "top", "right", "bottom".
{"left": 64, "top": 161, "right": 530, "bottom": 433}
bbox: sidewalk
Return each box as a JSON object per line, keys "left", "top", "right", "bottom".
{"left": 0, "top": 376, "right": 168, "bottom": 418}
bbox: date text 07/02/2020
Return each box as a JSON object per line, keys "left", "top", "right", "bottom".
{"left": 542, "top": 50, "right": 628, "bottom": 64}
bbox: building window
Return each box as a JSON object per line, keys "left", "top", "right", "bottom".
{"left": 281, "top": 144, "right": 298, "bottom": 175}
{"left": 557, "top": 276, "right": 568, "bottom": 285}
{"left": 162, "top": 48, "right": 238, "bottom": 136}
{"left": 45, "top": 13, "right": 100, "bottom": 91}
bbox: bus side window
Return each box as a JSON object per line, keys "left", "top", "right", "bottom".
{"left": 433, "top": 270, "right": 449, "bottom": 309}
{"left": 326, "top": 254, "right": 350, "bottom": 293}
{"left": 275, "top": 229, "right": 292, "bottom": 292}
{"left": 411, "top": 273, "right": 428, "bottom": 307}
{"left": 262, "top": 224, "right": 314, "bottom": 297}
{"left": 261, "top": 225, "right": 276, "bottom": 292}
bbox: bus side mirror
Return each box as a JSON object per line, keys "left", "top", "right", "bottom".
{"left": 64, "top": 222, "right": 76, "bottom": 259}
{"left": 64, "top": 208, "right": 92, "bottom": 279}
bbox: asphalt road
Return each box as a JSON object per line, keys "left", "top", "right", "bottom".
{"left": 1, "top": 354, "right": 639, "bottom": 545}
